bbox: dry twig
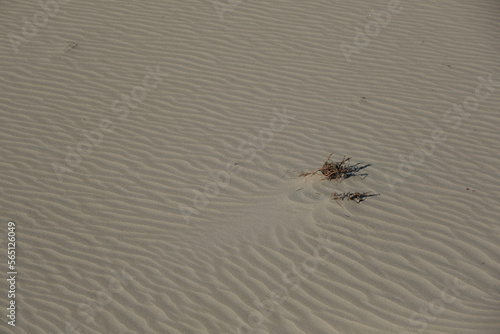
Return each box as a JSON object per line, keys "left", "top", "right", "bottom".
{"left": 299, "top": 154, "right": 355, "bottom": 181}
{"left": 298, "top": 153, "right": 375, "bottom": 205}
{"left": 330, "top": 192, "right": 371, "bottom": 203}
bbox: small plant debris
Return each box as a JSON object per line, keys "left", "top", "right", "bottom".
{"left": 331, "top": 192, "right": 371, "bottom": 203}
{"left": 297, "top": 153, "right": 376, "bottom": 205}
{"left": 299, "top": 154, "right": 356, "bottom": 181}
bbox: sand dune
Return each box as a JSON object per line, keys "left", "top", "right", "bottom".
{"left": 1, "top": 0, "right": 500, "bottom": 333}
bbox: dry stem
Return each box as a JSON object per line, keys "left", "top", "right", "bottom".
{"left": 330, "top": 192, "right": 371, "bottom": 203}
{"left": 299, "top": 154, "right": 354, "bottom": 181}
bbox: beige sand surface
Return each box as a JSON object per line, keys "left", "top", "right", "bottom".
{"left": 1, "top": 0, "right": 500, "bottom": 333}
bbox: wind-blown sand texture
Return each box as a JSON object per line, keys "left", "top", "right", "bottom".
{"left": 1, "top": 0, "right": 500, "bottom": 333}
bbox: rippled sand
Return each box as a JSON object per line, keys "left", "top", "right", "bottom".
{"left": 1, "top": 1, "right": 500, "bottom": 333}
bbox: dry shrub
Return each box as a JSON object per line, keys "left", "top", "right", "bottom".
{"left": 299, "top": 154, "right": 355, "bottom": 181}
{"left": 299, "top": 153, "right": 376, "bottom": 204}
{"left": 330, "top": 192, "right": 371, "bottom": 203}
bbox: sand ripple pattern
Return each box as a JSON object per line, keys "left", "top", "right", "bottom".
{"left": 1, "top": 0, "right": 500, "bottom": 333}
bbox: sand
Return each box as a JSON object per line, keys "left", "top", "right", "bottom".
{"left": 1, "top": 0, "right": 500, "bottom": 333}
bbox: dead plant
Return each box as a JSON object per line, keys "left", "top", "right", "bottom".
{"left": 299, "top": 153, "right": 355, "bottom": 181}
{"left": 330, "top": 192, "right": 371, "bottom": 203}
